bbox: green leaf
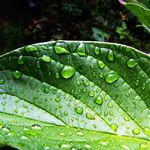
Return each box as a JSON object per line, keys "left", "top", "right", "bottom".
{"left": 0, "top": 41, "right": 150, "bottom": 149}
{"left": 123, "top": 0, "right": 150, "bottom": 28}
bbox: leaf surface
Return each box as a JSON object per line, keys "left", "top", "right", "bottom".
{"left": 0, "top": 41, "right": 150, "bottom": 149}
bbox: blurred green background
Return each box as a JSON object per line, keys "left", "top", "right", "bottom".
{"left": 0, "top": 0, "right": 150, "bottom": 55}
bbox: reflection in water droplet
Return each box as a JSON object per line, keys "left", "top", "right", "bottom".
{"left": 132, "top": 128, "right": 140, "bottom": 135}
{"left": 61, "top": 66, "right": 75, "bottom": 79}
{"left": 25, "top": 45, "right": 38, "bottom": 52}
{"left": 74, "top": 107, "right": 83, "bottom": 115}
{"left": 95, "top": 96, "right": 103, "bottom": 106}
{"left": 110, "top": 124, "right": 118, "bottom": 131}
{"left": 76, "top": 43, "right": 86, "bottom": 56}
{"left": 127, "top": 59, "right": 137, "bottom": 68}
{"left": 105, "top": 72, "right": 119, "bottom": 84}
{"left": 86, "top": 113, "right": 95, "bottom": 120}
{"left": 97, "top": 60, "right": 105, "bottom": 69}
{"left": 18, "top": 56, "right": 25, "bottom": 65}
{"left": 0, "top": 79, "right": 4, "bottom": 84}
{"left": 41, "top": 55, "right": 51, "bottom": 62}
{"left": 13, "top": 71, "right": 22, "bottom": 79}
{"left": 107, "top": 50, "right": 114, "bottom": 62}
{"left": 54, "top": 46, "right": 69, "bottom": 54}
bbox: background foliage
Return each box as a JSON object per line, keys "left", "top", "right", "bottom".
{"left": 0, "top": 0, "right": 150, "bottom": 54}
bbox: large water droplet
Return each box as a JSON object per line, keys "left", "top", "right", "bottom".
{"left": 13, "top": 71, "right": 22, "bottom": 79}
{"left": 76, "top": 43, "right": 86, "bottom": 56}
{"left": 132, "top": 128, "right": 140, "bottom": 135}
{"left": 61, "top": 66, "right": 75, "bottom": 79}
{"left": 110, "top": 123, "right": 118, "bottom": 131}
{"left": 94, "top": 46, "right": 100, "bottom": 55}
{"left": 18, "top": 56, "right": 25, "bottom": 65}
{"left": 107, "top": 50, "right": 114, "bottom": 62}
{"left": 127, "top": 59, "right": 137, "bottom": 68}
{"left": 95, "top": 96, "right": 103, "bottom": 106}
{"left": 97, "top": 60, "right": 105, "bottom": 69}
{"left": 0, "top": 79, "right": 4, "bottom": 84}
{"left": 54, "top": 46, "right": 69, "bottom": 54}
{"left": 25, "top": 45, "right": 38, "bottom": 52}
{"left": 74, "top": 107, "right": 83, "bottom": 115}
{"left": 41, "top": 55, "right": 51, "bottom": 62}
{"left": 86, "top": 113, "right": 95, "bottom": 120}
{"left": 105, "top": 72, "right": 119, "bottom": 84}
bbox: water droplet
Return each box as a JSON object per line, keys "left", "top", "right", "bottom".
{"left": 84, "top": 144, "right": 91, "bottom": 149}
{"left": 144, "top": 127, "right": 150, "bottom": 136}
{"left": 104, "top": 110, "right": 108, "bottom": 116}
{"left": 21, "top": 136, "right": 29, "bottom": 140}
{"left": 13, "top": 71, "right": 22, "bottom": 79}
{"left": 88, "top": 91, "right": 95, "bottom": 97}
{"left": 59, "top": 132, "right": 65, "bottom": 136}
{"left": 2, "top": 126, "right": 10, "bottom": 132}
{"left": 94, "top": 46, "right": 100, "bottom": 55}
{"left": 44, "top": 88, "right": 49, "bottom": 93}
{"left": 55, "top": 73, "right": 60, "bottom": 78}
{"left": 61, "top": 66, "right": 75, "bottom": 79}
{"left": 0, "top": 79, "right": 4, "bottom": 84}
{"left": 97, "top": 60, "right": 105, "bottom": 69}
{"left": 54, "top": 46, "right": 69, "bottom": 54}
{"left": 76, "top": 43, "right": 86, "bottom": 56}
{"left": 105, "top": 72, "right": 119, "bottom": 84}
{"left": 76, "top": 131, "right": 83, "bottom": 136}
{"left": 55, "top": 98, "right": 61, "bottom": 102}
{"left": 31, "top": 124, "right": 41, "bottom": 130}
{"left": 95, "top": 96, "right": 103, "bottom": 106}
{"left": 74, "top": 107, "right": 83, "bottom": 115}
{"left": 110, "top": 124, "right": 118, "bottom": 131}
{"left": 41, "top": 55, "right": 51, "bottom": 62}
{"left": 135, "top": 80, "right": 139, "bottom": 86}
{"left": 124, "top": 116, "right": 129, "bottom": 121}
{"left": 18, "top": 56, "right": 25, "bottom": 65}
{"left": 107, "top": 50, "right": 114, "bottom": 62}
{"left": 142, "top": 83, "right": 146, "bottom": 90}
{"left": 84, "top": 80, "right": 90, "bottom": 86}
{"left": 127, "top": 59, "right": 137, "bottom": 68}
{"left": 76, "top": 80, "right": 81, "bottom": 86}
{"left": 107, "top": 102, "right": 113, "bottom": 108}
{"left": 63, "top": 111, "right": 68, "bottom": 116}
{"left": 132, "top": 128, "right": 140, "bottom": 135}
{"left": 25, "top": 45, "right": 38, "bottom": 52}
{"left": 86, "top": 113, "right": 95, "bottom": 120}
{"left": 41, "top": 45, "right": 48, "bottom": 50}
{"left": 99, "top": 73, "right": 103, "bottom": 78}
{"left": 60, "top": 144, "right": 71, "bottom": 149}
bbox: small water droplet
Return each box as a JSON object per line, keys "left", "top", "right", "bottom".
{"left": 54, "top": 46, "right": 69, "bottom": 54}
{"left": 84, "top": 80, "right": 90, "bottom": 86}
{"left": 76, "top": 80, "right": 81, "bottom": 86}
{"left": 74, "top": 107, "right": 83, "bottom": 115}
{"left": 41, "top": 55, "right": 51, "bottom": 62}
{"left": 31, "top": 124, "right": 41, "bottom": 130}
{"left": 63, "top": 111, "right": 68, "bottom": 116}
{"left": 25, "top": 45, "right": 38, "bottom": 52}
{"left": 99, "top": 73, "right": 103, "bottom": 78}
{"left": 124, "top": 116, "right": 129, "bottom": 121}
{"left": 55, "top": 98, "right": 61, "bottom": 102}
{"left": 142, "top": 83, "right": 146, "bottom": 90}
{"left": 94, "top": 46, "right": 100, "bottom": 55}
{"left": 76, "top": 131, "right": 83, "bottom": 136}
{"left": 13, "top": 71, "right": 22, "bottom": 79}
{"left": 144, "top": 127, "right": 150, "bottom": 136}
{"left": 135, "top": 80, "right": 139, "bottom": 86}
{"left": 88, "top": 91, "right": 95, "bottom": 97}
{"left": 132, "top": 128, "right": 140, "bottom": 135}
{"left": 127, "top": 59, "right": 137, "bottom": 68}
{"left": 107, "top": 102, "right": 113, "bottom": 108}
{"left": 21, "top": 136, "right": 29, "bottom": 140}
{"left": 104, "top": 110, "right": 108, "bottom": 116}
{"left": 86, "top": 113, "right": 95, "bottom": 120}
{"left": 2, "top": 126, "right": 10, "bottom": 132}
{"left": 61, "top": 66, "right": 75, "bottom": 79}
{"left": 97, "top": 60, "right": 105, "bottom": 69}
{"left": 41, "top": 45, "right": 48, "bottom": 50}
{"left": 110, "top": 123, "right": 118, "bottom": 131}
{"left": 0, "top": 79, "right": 4, "bottom": 84}
{"left": 84, "top": 144, "right": 91, "bottom": 149}
{"left": 105, "top": 72, "right": 119, "bottom": 84}
{"left": 18, "top": 56, "right": 25, "bottom": 65}
{"left": 95, "top": 96, "right": 103, "bottom": 106}
{"left": 55, "top": 73, "right": 60, "bottom": 78}
{"left": 60, "top": 144, "right": 71, "bottom": 149}
{"left": 59, "top": 132, "right": 65, "bottom": 136}
{"left": 76, "top": 43, "right": 86, "bottom": 56}
{"left": 107, "top": 50, "right": 114, "bottom": 62}
{"left": 44, "top": 88, "right": 49, "bottom": 93}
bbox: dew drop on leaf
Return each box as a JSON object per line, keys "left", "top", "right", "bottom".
{"left": 132, "top": 128, "right": 140, "bottom": 135}
{"left": 61, "top": 66, "right": 75, "bottom": 79}
{"left": 107, "top": 50, "right": 114, "bottom": 62}
{"left": 135, "top": 80, "right": 139, "bottom": 86}
{"left": 76, "top": 43, "right": 86, "bottom": 56}
{"left": 2, "top": 126, "right": 10, "bottom": 132}
{"left": 97, "top": 60, "right": 105, "bottom": 69}
{"left": 107, "top": 102, "right": 113, "bottom": 108}
{"left": 127, "top": 59, "right": 137, "bottom": 68}
{"left": 63, "top": 111, "right": 68, "bottom": 116}
{"left": 94, "top": 46, "right": 100, "bottom": 55}
{"left": 55, "top": 98, "right": 61, "bottom": 102}
{"left": 105, "top": 72, "right": 119, "bottom": 84}
{"left": 41, "top": 55, "right": 51, "bottom": 62}
{"left": 18, "top": 56, "right": 25, "bottom": 65}
{"left": 25, "top": 45, "right": 38, "bottom": 52}
{"left": 86, "top": 113, "right": 95, "bottom": 120}
{"left": 54, "top": 46, "right": 69, "bottom": 54}
{"left": 55, "top": 72, "right": 60, "bottom": 78}
{"left": 95, "top": 96, "right": 103, "bottom": 106}
{"left": 76, "top": 131, "right": 84, "bottom": 136}
{"left": 88, "top": 91, "right": 95, "bottom": 97}
{"left": 0, "top": 79, "right": 4, "bottom": 84}
{"left": 74, "top": 107, "right": 83, "bottom": 115}
{"left": 31, "top": 124, "right": 41, "bottom": 130}
{"left": 44, "top": 88, "right": 49, "bottom": 93}
{"left": 110, "top": 123, "right": 118, "bottom": 131}
{"left": 13, "top": 71, "right": 22, "bottom": 79}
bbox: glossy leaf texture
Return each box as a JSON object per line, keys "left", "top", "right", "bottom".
{"left": 0, "top": 41, "right": 150, "bottom": 150}
{"left": 123, "top": 0, "right": 150, "bottom": 28}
